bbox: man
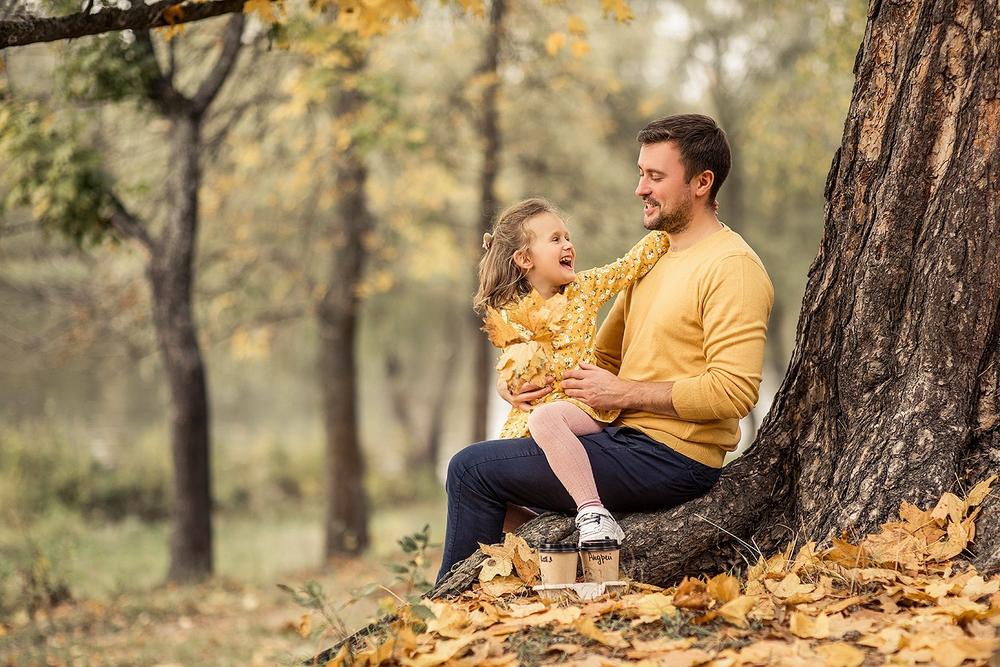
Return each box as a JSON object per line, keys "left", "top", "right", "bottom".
{"left": 435, "top": 113, "right": 773, "bottom": 585}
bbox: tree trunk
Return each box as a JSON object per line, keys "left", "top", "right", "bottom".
{"left": 425, "top": 322, "right": 461, "bottom": 472}
{"left": 318, "top": 46, "right": 372, "bottom": 557}
{"left": 471, "top": 0, "right": 505, "bottom": 443}
{"left": 150, "top": 111, "right": 214, "bottom": 582}
{"left": 433, "top": 0, "right": 1000, "bottom": 597}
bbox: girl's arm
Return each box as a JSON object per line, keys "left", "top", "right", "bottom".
{"left": 576, "top": 231, "right": 670, "bottom": 302}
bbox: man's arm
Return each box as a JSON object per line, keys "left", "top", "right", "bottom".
{"left": 562, "top": 363, "right": 679, "bottom": 416}
{"left": 669, "top": 255, "right": 773, "bottom": 421}
{"left": 564, "top": 254, "right": 773, "bottom": 420}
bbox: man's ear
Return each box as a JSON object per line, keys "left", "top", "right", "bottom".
{"left": 693, "top": 170, "right": 715, "bottom": 199}
{"left": 513, "top": 249, "right": 533, "bottom": 271}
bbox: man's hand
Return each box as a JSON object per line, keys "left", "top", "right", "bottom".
{"left": 497, "top": 376, "right": 553, "bottom": 412}
{"left": 562, "top": 362, "right": 628, "bottom": 411}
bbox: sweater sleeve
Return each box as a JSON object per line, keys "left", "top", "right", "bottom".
{"left": 593, "top": 292, "right": 626, "bottom": 374}
{"left": 576, "top": 232, "right": 670, "bottom": 305}
{"left": 671, "top": 254, "right": 774, "bottom": 422}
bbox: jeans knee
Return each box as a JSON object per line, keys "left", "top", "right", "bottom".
{"left": 445, "top": 446, "right": 475, "bottom": 492}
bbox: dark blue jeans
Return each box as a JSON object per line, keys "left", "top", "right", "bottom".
{"left": 435, "top": 426, "right": 721, "bottom": 584}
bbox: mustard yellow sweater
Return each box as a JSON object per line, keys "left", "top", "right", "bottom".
{"left": 594, "top": 224, "right": 774, "bottom": 468}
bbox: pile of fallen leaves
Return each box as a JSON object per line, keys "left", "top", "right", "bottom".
{"left": 324, "top": 476, "right": 1000, "bottom": 666}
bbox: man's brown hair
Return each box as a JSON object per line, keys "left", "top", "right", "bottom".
{"left": 637, "top": 114, "right": 731, "bottom": 203}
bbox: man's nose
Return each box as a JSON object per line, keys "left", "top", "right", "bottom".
{"left": 635, "top": 179, "right": 650, "bottom": 197}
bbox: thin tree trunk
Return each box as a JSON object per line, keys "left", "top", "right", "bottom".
{"left": 471, "top": 0, "right": 505, "bottom": 443}
{"left": 319, "top": 45, "right": 371, "bottom": 557}
{"left": 426, "top": 313, "right": 462, "bottom": 471}
{"left": 151, "top": 111, "right": 214, "bottom": 582}
{"left": 385, "top": 351, "right": 419, "bottom": 456}
{"left": 433, "top": 0, "right": 1000, "bottom": 596}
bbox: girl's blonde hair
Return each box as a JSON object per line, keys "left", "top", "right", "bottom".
{"left": 473, "top": 197, "right": 562, "bottom": 314}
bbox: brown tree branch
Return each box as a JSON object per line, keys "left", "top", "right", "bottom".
{"left": 0, "top": 0, "right": 266, "bottom": 49}
{"left": 192, "top": 13, "right": 245, "bottom": 113}
{"left": 108, "top": 192, "right": 155, "bottom": 254}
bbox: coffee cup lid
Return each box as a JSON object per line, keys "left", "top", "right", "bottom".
{"left": 579, "top": 539, "right": 620, "bottom": 551}
{"left": 538, "top": 542, "right": 578, "bottom": 552}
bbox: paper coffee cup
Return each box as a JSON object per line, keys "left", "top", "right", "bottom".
{"left": 579, "top": 539, "right": 620, "bottom": 583}
{"left": 538, "top": 542, "right": 578, "bottom": 584}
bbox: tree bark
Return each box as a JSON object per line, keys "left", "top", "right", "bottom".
{"left": 140, "top": 16, "right": 242, "bottom": 582}
{"left": 0, "top": 0, "right": 257, "bottom": 48}
{"left": 318, "top": 44, "right": 372, "bottom": 558}
{"left": 471, "top": 0, "right": 505, "bottom": 443}
{"left": 434, "top": 0, "right": 1000, "bottom": 597}
{"left": 149, "top": 111, "right": 214, "bottom": 582}
{"left": 425, "top": 322, "right": 461, "bottom": 472}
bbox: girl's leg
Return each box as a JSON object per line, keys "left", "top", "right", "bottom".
{"left": 527, "top": 401, "right": 605, "bottom": 511}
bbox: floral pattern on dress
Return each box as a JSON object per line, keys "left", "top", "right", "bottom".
{"left": 482, "top": 231, "right": 671, "bottom": 439}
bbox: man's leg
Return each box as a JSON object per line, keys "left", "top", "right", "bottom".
{"left": 436, "top": 436, "right": 577, "bottom": 584}
{"left": 435, "top": 427, "right": 720, "bottom": 585}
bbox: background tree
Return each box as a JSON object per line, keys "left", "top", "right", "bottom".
{"left": 470, "top": 0, "right": 504, "bottom": 443}
{"left": 1, "top": 15, "right": 247, "bottom": 581}
{"left": 432, "top": 0, "right": 1000, "bottom": 597}
{"left": 316, "top": 33, "right": 374, "bottom": 558}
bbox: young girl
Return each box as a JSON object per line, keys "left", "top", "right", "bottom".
{"left": 474, "top": 197, "right": 670, "bottom": 545}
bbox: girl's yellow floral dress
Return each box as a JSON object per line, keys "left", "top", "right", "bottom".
{"left": 483, "top": 231, "right": 671, "bottom": 439}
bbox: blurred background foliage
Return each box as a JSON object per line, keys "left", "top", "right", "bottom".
{"left": 0, "top": 0, "right": 865, "bottom": 632}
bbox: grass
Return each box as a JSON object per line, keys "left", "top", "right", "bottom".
{"left": 0, "top": 496, "right": 447, "bottom": 666}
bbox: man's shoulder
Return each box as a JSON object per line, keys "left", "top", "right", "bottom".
{"left": 701, "top": 228, "right": 769, "bottom": 275}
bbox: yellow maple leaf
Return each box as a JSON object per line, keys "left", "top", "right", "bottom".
{"left": 163, "top": 4, "right": 184, "bottom": 24}
{"left": 600, "top": 0, "right": 634, "bottom": 22}
{"left": 156, "top": 5, "right": 186, "bottom": 41}
{"left": 545, "top": 31, "right": 567, "bottom": 56}
{"left": 566, "top": 15, "right": 587, "bottom": 36}
{"left": 570, "top": 39, "right": 591, "bottom": 59}
{"left": 931, "top": 638, "right": 997, "bottom": 667}
{"left": 814, "top": 642, "right": 865, "bottom": 667}
{"left": 716, "top": 595, "right": 759, "bottom": 628}
{"left": 764, "top": 572, "right": 815, "bottom": 600}
{"left": 456, "top": 0, "right": 485, "bottom": 17}
{"left": 965, "top": 474, "right": 997, "bottom": 507}
{"left": 672, "top": 577, "right": 710, "bottom": 609}
{"left": 245, "top": 0, "right": 281, "bottom": 24}
{"left": 495, "top": 341, "right": 548, "bottom": 394}
{"left": 788, "top": 610, "right": 830, "bottom": 639}
{"left": 296, "top": 612, "right": 311, "bottom": 638}
{"left": 478, "top": 556, "right": 513, "bottom": 582}
{"left": 925, "top": 519, "right": 972, "bottom": 562}
{"left": 482, "top": 309, "right": 524, "bottom": 347}
{"left": 930, "top": 491, "right": 966, "bottom": 526}
{"left": 574, "top": 616, "right": 629, "bottom": 648}
{"left": 478, "top": 575, "right": 524, "bottom": 598}
{"left": 706, "top": 572, "right": 740, "bottom": 604}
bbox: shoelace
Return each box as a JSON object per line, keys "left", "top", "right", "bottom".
{"left": 575, "top": 513, "right": 603, "bottom": 529}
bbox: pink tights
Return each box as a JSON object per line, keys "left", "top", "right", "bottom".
{"left": 526, "top": 401, "right": 605, "bottom": 512}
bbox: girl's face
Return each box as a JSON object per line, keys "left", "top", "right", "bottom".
{"left": 515, "top": 212, "right": 576, "bottom": 290}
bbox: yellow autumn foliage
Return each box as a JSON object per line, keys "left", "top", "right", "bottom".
{"left": 330, "top": 475, "right": 1000, "bottom": 666}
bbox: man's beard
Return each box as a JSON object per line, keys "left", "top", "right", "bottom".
{"left": 645, "top": 191, "right": 693, "bottom": 234}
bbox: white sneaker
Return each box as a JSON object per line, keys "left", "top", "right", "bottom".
{"left": 575, "top": 506, "right": 625, "bottom": 546}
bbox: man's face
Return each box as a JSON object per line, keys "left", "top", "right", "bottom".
{"left": 635, "top": 141, "right": 695, "bottom": 233}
